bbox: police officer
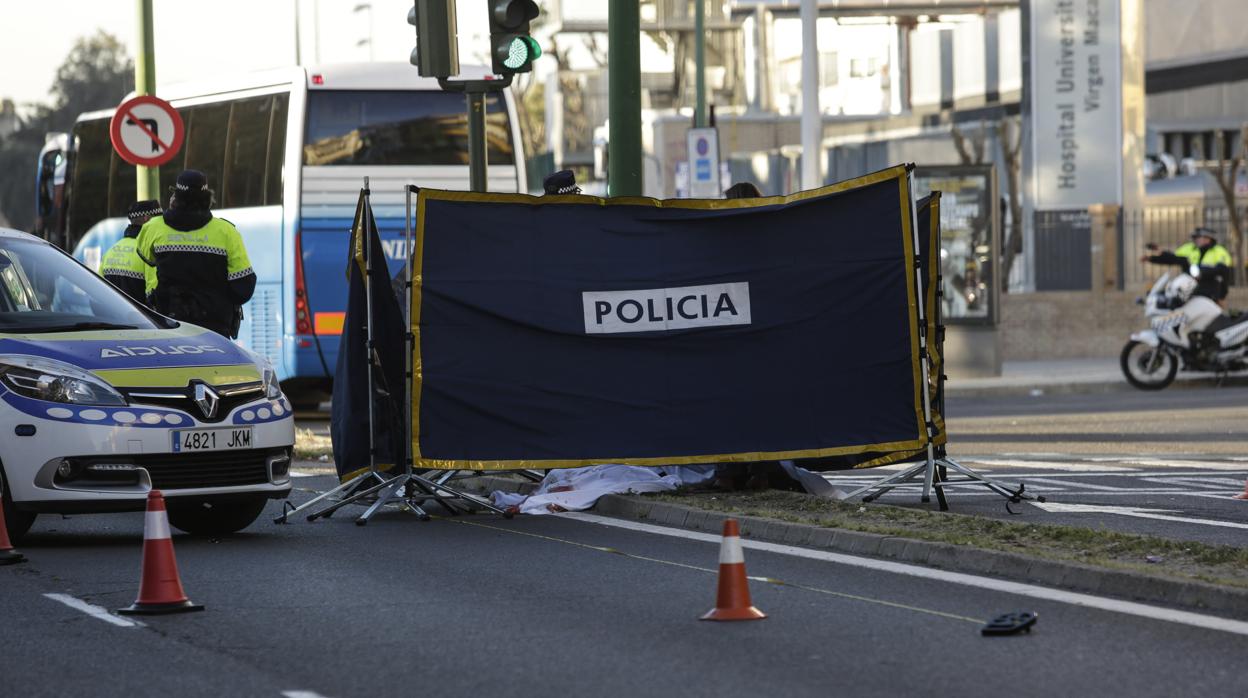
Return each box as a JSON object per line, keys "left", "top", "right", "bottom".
{"left": 1143, "top": 227, "right": 1233, "bottom": 303}
{"left": 136, "top": 170, "right": 255, "bottom": 338}
{"left": 100, "top": 199, "right": 161, "bottom": 303}
{"left": 1143, "top": 227, "right": 1234, "bottom": 346}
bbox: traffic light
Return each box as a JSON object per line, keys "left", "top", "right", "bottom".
{"left": 488, "top": 0, "right": 541, "bottom": 75}
{"left": 408, "top": 0, "right": 460, "bottom": 78}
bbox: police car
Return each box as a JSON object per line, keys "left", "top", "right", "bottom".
{"left": 0, "top": 228, "right": 293, "bottom": 541}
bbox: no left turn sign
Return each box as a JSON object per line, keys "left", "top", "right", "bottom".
{"left": 110, "top": 95, "right": 185, "bottom": 167}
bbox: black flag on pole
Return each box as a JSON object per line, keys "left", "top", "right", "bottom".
{"left": 330, "top": 189, "right": 408, "bottom": 481}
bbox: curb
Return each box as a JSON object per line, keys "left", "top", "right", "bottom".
{"left": 463, "top": 475, "right": 1248, "bottom": 619}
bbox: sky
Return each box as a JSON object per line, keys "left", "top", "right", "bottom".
{"left": 0, "top": 0, "right": 498, "bottom": 112}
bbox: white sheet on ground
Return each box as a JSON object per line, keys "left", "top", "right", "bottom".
{"left": 490, "top": 464, "right": 682, "bottom": 515}
{"left": 490, "top": 461, "right": 845, "bottom": 515}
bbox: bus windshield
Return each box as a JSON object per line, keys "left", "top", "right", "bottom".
{"left": 303, "top": 90, "right": 515, "bottom": 167}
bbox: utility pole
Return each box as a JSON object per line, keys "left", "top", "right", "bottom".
{"left": 694, "top": 0, "right": 706, "bottom": 127}
{"left": 294, "top": 0, "right": 302, "bottom": 65}
{"left": 800, "top": 0, "right": 820, "bottom": 191}
{"left": 135, "top": 0, "right": 159, "bottom": 200}
{"left": 608, "top": 0, "right": 642, "bottom": 196}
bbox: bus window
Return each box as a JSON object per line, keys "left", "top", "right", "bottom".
{"left": 183, "top": 102, "right": 230, "bottom": 192}
{"left": 223, "top": 96, "right": 273, "bottom": 208}
{"left": 303, "top": 90, "right": 514, "bottom": 167}
{"left": 266, "top": 93, "right": 289, "bottom": 205}
{"left": 107, "top": 150, "right": 138, "bottom": 218}
{"left": 66, "top": 119, "right": 112, "bottom": 247}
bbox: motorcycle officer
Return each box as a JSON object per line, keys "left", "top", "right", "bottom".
{"left": 1141, "top": 227, "right": 1233, "bottom": 345}
{"left": 136, "top": 169, "right": 255, "bottom": 338}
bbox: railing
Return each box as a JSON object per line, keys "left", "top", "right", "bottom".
{"left": 1121, "top": 206, "right": 1246, "bottom": 288}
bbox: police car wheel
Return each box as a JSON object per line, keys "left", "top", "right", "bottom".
{"left": 166, "top": 497, "right": 267, "bottom": 536}
{"left": 0, "top": 462, "right": 37, "bottom": 544}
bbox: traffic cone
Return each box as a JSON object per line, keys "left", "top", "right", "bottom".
{"left": 701, "top": 519, "right": 766, "bottom": 621}
{"left": 118, "top": 490, "right": 204, "bottom": 615}
{"left": 0, "top": 496, "right": 26, "bottom": 566}
{"left": 1234, "top": 480, "right": 1248, "bottom": 500}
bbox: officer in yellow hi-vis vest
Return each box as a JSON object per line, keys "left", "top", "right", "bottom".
{"left": 136, "top": 170, "right": 255, "bottom": 338}
{"left": 100, "top": 199, "right": 162, "bottom": 304}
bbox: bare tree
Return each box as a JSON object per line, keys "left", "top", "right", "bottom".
{"left": 997, "top": 118, "right": 1025, "bottom": 290}
{"left": 950, "top": 120, "right": 988, "bottom": 165}
{"left": 1210, "top": 124, "right": 1247, "bottom": 284}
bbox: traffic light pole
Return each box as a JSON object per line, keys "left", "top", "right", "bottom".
{"left": 608, "top": 0, "right": 642, "bottom": 196}
{"left": 439, "top": 77, "right": 511, "bottom": 193}
{"left": 467, "top": 92, "right": 486, "bottom": 193}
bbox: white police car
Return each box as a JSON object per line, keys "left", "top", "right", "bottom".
{"left": 0, "top": 228, "right": 294, "bottom": 541}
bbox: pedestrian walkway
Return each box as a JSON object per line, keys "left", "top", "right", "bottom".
{"left": 946, "top": 358, "right": 1247, "bottom": 398}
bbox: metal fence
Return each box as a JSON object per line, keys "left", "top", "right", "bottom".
{"left": 1121, "top": 206, "right": 1246, "bottom": 289}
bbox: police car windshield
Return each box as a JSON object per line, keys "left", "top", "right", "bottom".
{"left": 0, "top": 238, "right": 160, "bottom": 333}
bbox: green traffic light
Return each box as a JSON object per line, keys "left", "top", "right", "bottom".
{"left": 502, "top": 36, "right": 541, "bottom": 70}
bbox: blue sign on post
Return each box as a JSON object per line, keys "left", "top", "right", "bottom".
{"left": 685, "top": 127, "right": 721, "bottom": 197}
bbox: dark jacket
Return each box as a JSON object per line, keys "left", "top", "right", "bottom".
{"left": 135, "top": 208, "right": 256, "bottom": 337}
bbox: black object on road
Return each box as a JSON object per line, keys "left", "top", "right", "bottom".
{"left": 981, "top": 611, "right": 1038, "bottom": 636}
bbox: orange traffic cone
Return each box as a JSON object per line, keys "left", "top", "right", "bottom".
{"left": 701, "top": 519, "right": 766, "bottom": 621}
{"left": 1234, "top": 480, "right": 1248, "bottom": 500}
{"left": 0, "top": 496, "right": 26, "bottom": 566}
{"left": 118, "top": 491, "right": 204, "bottom": 615}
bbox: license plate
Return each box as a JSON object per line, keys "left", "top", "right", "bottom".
{"left": 171, "top": 427, "right": 253, "bottom": 453}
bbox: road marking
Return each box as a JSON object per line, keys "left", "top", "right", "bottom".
{"left": 282, "top": 692, "right": 332, "bottom": 698}
{"left": 960, "top": 459, "right": 1141, "bottom": 472}
{"left": 562, "top": 512, "right": 1248, "bottom": 638}
{"left": 1030, "top": 501, "right": 1248, "bottom": 530}
{"left": 1142, "top": 476, "right": 1247, "bottom": 489}
{"left": 1121, "top": 459, "right": 1248, "bottom": 471}
{"left": 43, "top": 593, "right": 140, "bottom": 628}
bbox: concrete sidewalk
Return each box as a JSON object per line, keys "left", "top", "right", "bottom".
{"left": 945, "top": 358, "right": 1248, "bottom": 398}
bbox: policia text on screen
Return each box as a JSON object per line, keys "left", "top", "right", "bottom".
{"left": 582, "top": 282, "right": 752, "bottom": 334}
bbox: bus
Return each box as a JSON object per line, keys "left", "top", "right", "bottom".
{"left": 33, "top": 63, "right": 526, "bottom": 408}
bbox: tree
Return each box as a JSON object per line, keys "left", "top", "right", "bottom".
{"left": 997, "top": 118, "right": 1024, "bottom": 290}
{"left": 1210, "top": 124, "right": 1247, "bottom": 284}
{"left": 0, "top": 31, "right": 132, "bottom": 231}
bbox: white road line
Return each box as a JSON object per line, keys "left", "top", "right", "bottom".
{"left": 561, "top": 512, "right": 1248, "bottom": 638}
{"left": 827, "top": 470, "right": 1248, "bottom": 481}
{"left": 1142, "top": 477, "right": 1246, "bottom": 489}
{"left": 282, "top": 692, "right": 331, "bottom": 698}
{"left": 1122, "top": 460, "right": 1248, "bottom": 471}
{"left": 43, "top": 593, "right": 139, "bottom": 628}
{"left": 962, "top": 459, "right": 1142, "bottom": 472}
{"left": 1031, "top": 501, "right": 1248, "bottom": 530}
{"left": 846, "top": 489, "right": 1242, "bottom": 498}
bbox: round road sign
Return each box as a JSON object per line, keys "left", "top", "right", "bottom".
{"left": 696, "top": 137, "right": 709, "bottom": 156}
{"left": 110, "top": 95, "right": 185, "bottom": 167}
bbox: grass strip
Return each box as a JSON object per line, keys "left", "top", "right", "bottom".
{"left": 295, "top": 427, "right": 334, "bottom": 461}
{"left": 649, "top": 490, "right": 1248, "bottom": 590}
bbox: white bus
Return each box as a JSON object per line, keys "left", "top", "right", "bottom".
{"left": 36, "top": 63, "right": 526, "bottom": 406}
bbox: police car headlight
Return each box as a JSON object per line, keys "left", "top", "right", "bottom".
{"left": 0, "top": 355, "right": 127, "bottom": 406}
{"left": 262, "top": 365, "right": 283, "bottom": 399}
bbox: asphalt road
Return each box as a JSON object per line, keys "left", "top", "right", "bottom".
{"left": 943, "top": 385, "right": 1248, "bottom": 457}
{"left": 4, "top": 488, "right": 1247, "bottom": 697}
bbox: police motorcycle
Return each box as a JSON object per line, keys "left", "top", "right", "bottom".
{"left": 1121, "top": 266, "right": 1248, "bottom": 390}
